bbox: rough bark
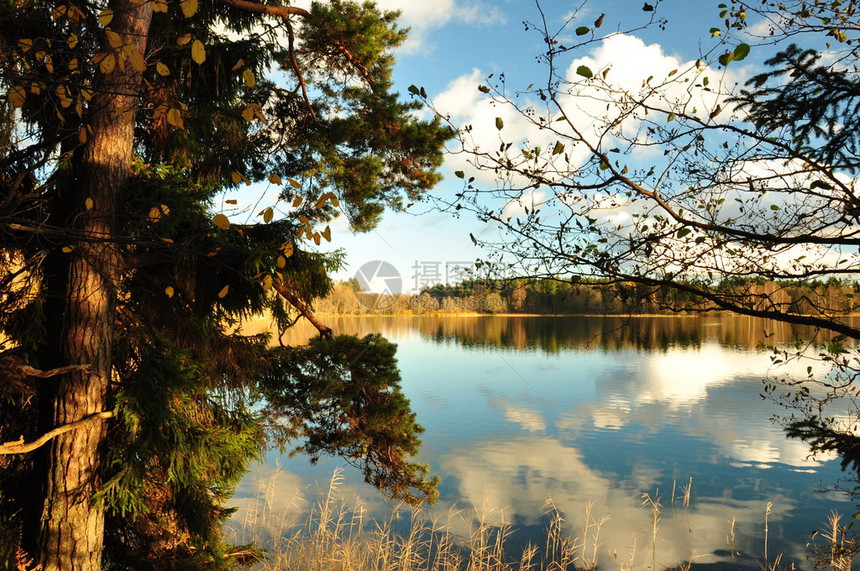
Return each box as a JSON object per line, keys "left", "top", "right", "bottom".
{"left": 34, "top": 1, "right": 153, "bottom": 568}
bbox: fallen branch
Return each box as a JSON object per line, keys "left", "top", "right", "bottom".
{"left": 0, "top": 411, "right": 114, "bottom": 455}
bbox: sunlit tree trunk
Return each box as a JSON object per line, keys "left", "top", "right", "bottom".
{"left": 35, "top": 1, "right": 152, "bottom": 568}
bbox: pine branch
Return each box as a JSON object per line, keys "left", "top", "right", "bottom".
{"left": 0, "top": 411, "right": 114, "bottom": 455}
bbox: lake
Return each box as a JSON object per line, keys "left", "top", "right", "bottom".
{"left": 231, "top": 315, "right": 856, "bottom": 569}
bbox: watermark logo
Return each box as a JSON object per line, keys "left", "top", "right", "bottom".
{"left": 354, "top": 260, "right": 402, "bottom": 310}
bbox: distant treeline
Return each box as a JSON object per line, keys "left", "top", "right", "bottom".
{"left": 313, "top": 278, "right": 860, "bottom": 316}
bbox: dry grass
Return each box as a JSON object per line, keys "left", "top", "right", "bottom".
{"left": 229, "top": 470, "right": 857, "bottom": 571}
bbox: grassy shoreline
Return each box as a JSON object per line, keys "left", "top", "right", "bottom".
{"left": 230, "top": 470, "right": 856, "bottom": 571}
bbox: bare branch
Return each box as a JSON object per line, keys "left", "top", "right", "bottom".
{"left": 216, "top": 0, "right": 309, "bottom": 19}
{"left": 272, "top": 278, "right": 333, "bottom": 339}
{"left": 0, "top": 411, "right": 114, "bottom": 455}
{"left": 19, "top": 364, "right": 91, "bottom": 379}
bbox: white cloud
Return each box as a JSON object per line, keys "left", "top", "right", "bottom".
{"left": 373, "top": 0, "right": 507, "bottom": 54}
{"left": 439, "top": 434, "right": 799, "bottom": 569}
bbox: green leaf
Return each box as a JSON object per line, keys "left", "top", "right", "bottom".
{"left": 575, "top": 26, "right": 590, "bottom": 36}
{"left": 407, "top": 84, "right": 420, "bottom": 95}
{"left": 478, "top": 84, "right": 491, "bottom": 94}
{"left": 552, "top": 141, "right": 564, "bottom": 155}
{"left": 454, "top": 170, "right": 465, "bottom": 179}
{"left": 770, "top": 204, "right": 781, "bottom": 210}
{"left": 495, "top": 117, "right": 504, "bottom": 130}
{"left": 677, "top": 227, "right": 691, "bottom": 239}
{"left": 732, "top": 43, "right": 751, "bottom": 61}
{"left": 576, "top": 65, "right": 593, "bottom": 79}
{"left": 718, "top": 52, "right": 733, "bottom": 66}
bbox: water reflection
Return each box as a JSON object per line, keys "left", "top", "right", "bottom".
{"left": 252, "top": 313, "right": 858, "bottom": 353}
{"left": 234, "top": 315, "right": 853, "bottom": 570}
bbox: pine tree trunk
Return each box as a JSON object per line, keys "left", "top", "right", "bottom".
{"left": 35, "top": 2, "right": 152, "bottom": 568}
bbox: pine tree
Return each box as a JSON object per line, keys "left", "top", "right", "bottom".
{"left": 0, "top": 0, "right": 448, "bottom": 568}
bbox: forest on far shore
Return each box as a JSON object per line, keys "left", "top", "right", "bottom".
{"left": 314, "top": 278, "right": 860, "bottom": 316}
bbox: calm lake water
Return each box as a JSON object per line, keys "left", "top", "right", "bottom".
{"left": 231, "top": 315, "right": 857, "bottom": 569}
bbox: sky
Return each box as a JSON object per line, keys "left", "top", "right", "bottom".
{"left": 239, "top": 0, "right": 776, "bottom": 294}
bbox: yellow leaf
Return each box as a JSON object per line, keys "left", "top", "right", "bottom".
{"left": 231, "top": 58, "right": 245, "bottom": 71}
{"left": 217, "top": 285, "right": 229, "bottom": 298}
{"left": 241, "top": 105, "right": 254, "bottom": 122}
{"left": 51, "top": 5, "right": 67, "bottom": 19}
{"left": 124, "top": 45, "right": 146, "bottom": 72}
{"left": 78, "top": 127, "right": 87, "bottom": 144}
{"left": 56, "top": 85, "right": 72, "bottom": 107}
{"left": 176, "top": 33, "right": 192, "bottom": 46}
{"left": 276, "top": 256, "right": 286, "bottom": 268}
{"left": 8, "top": 85, "right": 26, "bottom": 108}
{"left": 263, "top": 207, "right": 274, "bottom": 223}
{"left": 67, "top": 33, "right": 78, "bottom": 48}
{"left": 312, "top": 232, "right": 321, "bottom": 245}
{"left": 191, "top": 39, "right": 205, "bottom": 64}
{"left": 17, "top": 38, "right": 32, "bottom": 52}
{"left": 165, "top": 286, "right": 175, "bottom": 297}
{"left": 262, "top": 274, "right": 273, "bottom": 291}
{"left": 315, "top": 192, "right": 332, "bottom": 208}
{"left": 225, "top": 199, "right": 237, "bottom": 205}
{"left": 148, "top": 206, "right": 162, "bottom": 222}
{"left": 97, "top": 9, "right": 113, "bottom": 26}
{"left": 61, "top": 245, "right": 74, "bottom": 253}
{"left": 66, "top": 4, "right": 85, "bottom": 21}
{"left": 68, "top": 58, "right": 78, "bottom": 71}
{"left": 212, "top": 213, "right": 230, "bottom": 230}
{"left": 151, "top": 0, "right": 167, "bottom": 12}
{"left": 85, "top": 197, "right": 94, "bottom": 210}
{"left": 99, "top": 53, "right": 116, "bottom": 74}
{"left": 292, "top": 196, "right": 303, "bottom": 207}
{"left": 242, "top": 68, "right": 255, "bottom": 87}
{"left": 156, "top": 62, "right": 170, "bottom": 76}
{"left": 282, "top": 243, "right": 294, "bottom": 257}
{"left": 331, "top": 195, "right": 340, "bottom": 207}
{"left": 166, "top": 107, "right": 184, "bottom": 129}
{"left": 44, "top": 55, "right": 54, "bottom": 73}
{"left": 105, "top": 29, "right": 122, "bottom": 49}
{"left": 180, "top": 0, "right": 198, "bottom": 18}
{"left": 321, "top": 226, "right": 331, "bottom": 242}
{"left": 268, "top": 174, "right": 282, "bottom": 185}
{"left": 160, "top": 204, "right": 170, "bottom": 216}
{"left": 289, "top": 178, "right": 301, "bottom": 189}
{"left": 230, "top": 171, "right": 241, "bottom": 184}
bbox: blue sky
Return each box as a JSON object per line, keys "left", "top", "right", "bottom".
{"left": 331, "top": 0, "right": 747, "bottom": 293}
{"left": 234, "top": 0, "right": 773, "bottom": 293}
